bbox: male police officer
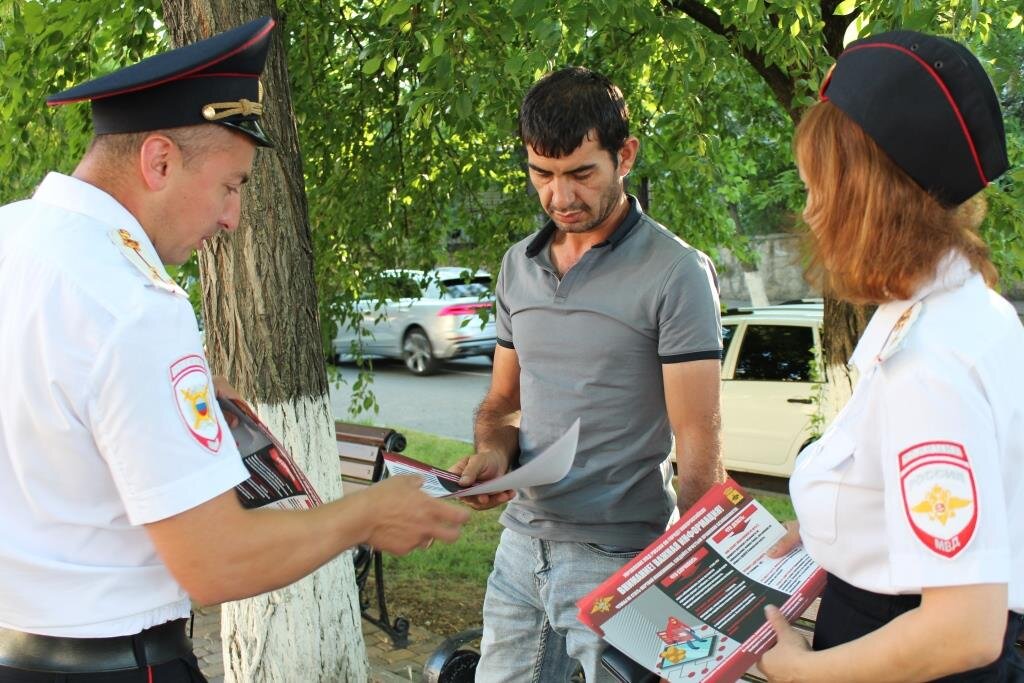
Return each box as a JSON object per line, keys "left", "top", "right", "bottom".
{"left": 0, "top": 16, "right": 467, "bottom": 681}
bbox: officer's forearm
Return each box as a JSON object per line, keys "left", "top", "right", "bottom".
{"left": 144, "top": 490, "right": 369, "bottom": 604}
{"left": 144, "top": 480, "right": 467, "bottom": 605}
{"left": 791, "top": 583, "right": 1007, "bottom": 682}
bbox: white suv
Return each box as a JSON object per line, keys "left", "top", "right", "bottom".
{"left": 718, "top": 301, "right": 828, "bottom": 478}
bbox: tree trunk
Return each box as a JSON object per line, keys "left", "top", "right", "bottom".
{"left": 161, "top": 2, "right": 368, "bottom": 681}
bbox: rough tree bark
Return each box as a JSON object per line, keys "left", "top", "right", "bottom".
{"left": 161, "top": 1, "right": 368, "bottom": 680}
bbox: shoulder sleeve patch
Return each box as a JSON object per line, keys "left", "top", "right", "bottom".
{"left": 170, "top": 354, "right": 222, "bottom": 453}
{"left": 899, "top": 441, "right": 977, "bottom": 558}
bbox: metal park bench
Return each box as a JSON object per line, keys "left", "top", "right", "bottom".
{"left": 336, "top": 421, "right": 410, "bottom": 648}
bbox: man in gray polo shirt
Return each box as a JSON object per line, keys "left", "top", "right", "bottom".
{"left": 452, "top": 66, "right": 723, "bottom": 682}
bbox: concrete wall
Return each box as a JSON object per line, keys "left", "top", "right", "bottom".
{"left": 715, "top": 234, "right": 816, "bottom": 308}
{"left": 715, "top": 233, "right": 1023, "bottom": 314}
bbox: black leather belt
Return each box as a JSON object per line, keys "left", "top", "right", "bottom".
{"left": 0, "top": 618, "right": 192, "bottom": 674}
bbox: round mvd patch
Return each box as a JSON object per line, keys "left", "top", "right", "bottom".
{"left": 899, "top": 441, "right": 976, "bottom": 558}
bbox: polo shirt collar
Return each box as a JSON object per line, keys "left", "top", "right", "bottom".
{"left": 850, "top": 251, "right": 975, "bottom": 373}
{"left": 525, "top": 194, "right": 642, "bottom": 258}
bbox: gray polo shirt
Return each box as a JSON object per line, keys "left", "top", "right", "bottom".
{"left": 495, "top": 197, "right": 722, "bottom": 548}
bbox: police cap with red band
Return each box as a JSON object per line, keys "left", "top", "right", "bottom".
{"left": 47, "top": 16, "right": 275, "bottom": 147}
{"left": 820, "top": 30, "right": 1008, "bottom": 206}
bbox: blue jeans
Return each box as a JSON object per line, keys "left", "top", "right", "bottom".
{"left": 476, "top": 528, "right": 640, "bottom": 683}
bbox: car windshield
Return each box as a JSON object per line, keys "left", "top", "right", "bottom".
{"left": 441, "top": 276, "right": 491, "bottom": 299}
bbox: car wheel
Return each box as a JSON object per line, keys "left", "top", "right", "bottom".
{"left": 402, "top": 328, "right": 439, "bottom": 376}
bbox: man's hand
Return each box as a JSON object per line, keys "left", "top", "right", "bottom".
{"left": 449, "top": 450, "right": 515, "bottom": 511}
{"left": 356, "top": 476, "right": 470, "bottom": 554}
{"left": 758, "top": 605, "right": 812, "bottom": 682}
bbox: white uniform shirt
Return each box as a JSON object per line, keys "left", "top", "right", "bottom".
{"left": 0, "top": 173, "right": 249, "bottom": 636}
{"left": 790, "top": 253, "right": 1023, "bottom": 612}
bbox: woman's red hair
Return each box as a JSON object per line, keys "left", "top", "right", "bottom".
{"left": 794, "top": 101, "right": 996, "bottom": 304}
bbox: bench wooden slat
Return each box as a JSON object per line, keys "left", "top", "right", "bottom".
{"left": 337, "top": 426, "right": 390, "bottom": 496}
{"left": 340, "top": 460, "right": 376, "bottom": 490}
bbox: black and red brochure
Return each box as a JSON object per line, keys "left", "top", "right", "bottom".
{"left": 577, "top": 479, "right": 824, "bottom": 682}
{"left": 219, "top": 398, "right": 323, "bottom": 511}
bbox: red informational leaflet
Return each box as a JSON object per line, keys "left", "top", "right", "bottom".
{"left": 382, "top": 450, "right": 469, "bottom": 497}
{"left": 220, "top": 398, "right": 323, "bottom": 510}
{"left": 577, "top": 479, "right": 824, "bottom": 682}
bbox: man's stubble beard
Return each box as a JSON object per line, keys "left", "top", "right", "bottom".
{"left": 549, "top": 177, "right": 624, "bottom": 234}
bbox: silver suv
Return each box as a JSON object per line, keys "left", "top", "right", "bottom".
{"left": 332, "top": 268, "right": 496, "bottom": 375}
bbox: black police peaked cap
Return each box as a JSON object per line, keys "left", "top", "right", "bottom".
{"left": 820, "top": 30, "right": 1008, "bottom": 206}
{"left": 47, "top": 16, "right": 275, "bottom": 147}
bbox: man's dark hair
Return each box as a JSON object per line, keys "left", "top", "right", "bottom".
{"left": 518, "top": 66, "right": 629, "bottom": 162}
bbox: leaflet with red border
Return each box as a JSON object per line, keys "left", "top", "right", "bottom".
{"left": 577, "top": 479, "right": 824, "bottom": 682}
{"left": 219, "top": 398, "right": 323, "bottom": 511}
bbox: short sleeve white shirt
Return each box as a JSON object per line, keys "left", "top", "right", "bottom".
{"left": 790, "top": 253, "right": 1024, "bottom": 613}
{"left": 0, "top": 173, "right": 249, "bottom": 636}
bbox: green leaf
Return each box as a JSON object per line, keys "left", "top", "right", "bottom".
{"left": 432, "top": 33, "right": 446, "bottom": 56}
{"left": 1008, "top": 12, "right": 1023, "bottom": 29}
{"left": 418, "top": 51, "right": 439, "bottom": 74}
{"left": 380, "top": 0, "right": 415, "bottom": 26}
{"left": 834, "top": 0, "right": 858, "bottom": 16}
{"left": 455, "top": 92, "right": 472, "bottom": 118}
{"left": 362, "top": 55, "right": 382, "bottom": 75}
{"left": 790, "top": 19, "right": 801, "bottom": 37}
{"left": 385, "top": 57, "right": 398, "bottom": 75}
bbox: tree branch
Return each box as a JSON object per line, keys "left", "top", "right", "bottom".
{"left": 661, "top": 0, "right": 799, "bottom": 122}
{"left": 819, "top": 0, "right": 860, "bottom": 58}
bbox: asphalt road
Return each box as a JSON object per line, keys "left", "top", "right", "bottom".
{"left": 328, "top": 356, "right": 492, "bottom": 443}
{"left": 324, "top": 355, "right": 794, "bottom": 494}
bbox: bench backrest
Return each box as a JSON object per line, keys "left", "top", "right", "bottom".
{"left": 336, "top": 421, "right": 407, "bottom": 495}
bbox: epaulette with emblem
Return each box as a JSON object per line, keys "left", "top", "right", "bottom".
{"left": 109, "top": 229, "right": 185, "bottom": 296}
{"left": 877, "top": 300, "right": 923, "bottom": 364}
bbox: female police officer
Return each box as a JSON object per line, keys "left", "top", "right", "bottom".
{"left": 758, "top": 31, "right": 1023, "bottom": 681}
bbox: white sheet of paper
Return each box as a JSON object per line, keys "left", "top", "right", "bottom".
{"left": 451, "top": 418, "right": 580, "bottom": 498}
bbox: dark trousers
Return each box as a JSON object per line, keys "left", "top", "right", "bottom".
{"left": 0, "top": 653, "right": 206, "bottom": 682}
{"left": 815, "top": 573, "right": 1024, "bottom": 682}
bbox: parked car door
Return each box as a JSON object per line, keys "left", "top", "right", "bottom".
{"left": 720, "top": 322, "right": 819, "bottom": 477}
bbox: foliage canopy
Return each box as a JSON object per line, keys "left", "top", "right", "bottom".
{"left": 2, "top": 1, "right": 1021, "bottom": 376}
